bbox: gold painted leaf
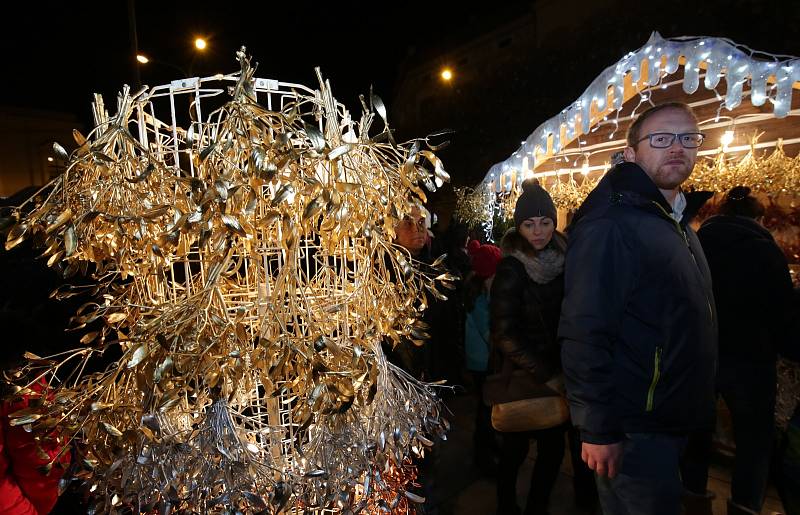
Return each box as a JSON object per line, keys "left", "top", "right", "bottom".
{"left": 46, "top": 208, "right": 73, "bottom": 234}
{"left": 5, "top": 223, "right": 28, "bottom": 251}
{"left": 101, "top": 422, "right": 123, "bottom": 438}
{"left": 106, "top": 312, "right": 127, "bottom": 324}
{"left": 52, "top": 142, "right": 69, "bottom": 160}
{"left": 126, "top": 344, "right": 148, "bottom": 368}
{"left": 64, "top": 224, "right": 77, "bottom": 257}
{"left": 72, "top": 129, "right": 88, "bottom": 147}
{"left": 80, "top": 331, "right": 100, "bottom": 345}
{"left": 327, "top": 144, "right": 352, "bottom": 160}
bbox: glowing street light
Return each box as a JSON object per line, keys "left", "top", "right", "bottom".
{"left": 137, "top": 53, "right": 188, "bottom": 77}
{"left": 440, "top": 68, "right": 453, "bottom": 82}
{"left": 137, "top": 38, "right": 209, "bottom": 78}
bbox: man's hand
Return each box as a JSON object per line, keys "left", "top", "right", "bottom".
{"left": 581, "top": 441, "right": 623, "bottom": 478}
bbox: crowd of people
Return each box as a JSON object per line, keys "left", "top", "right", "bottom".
{"left": 388, "top": 102, "right": 800, "bottom": 515}
{"left": 1, "top": 101, "right": 799, "bottom": 514}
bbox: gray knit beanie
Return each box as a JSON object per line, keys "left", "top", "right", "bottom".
{"left": 513, "top": 179, "right": 557, "bottom": 228}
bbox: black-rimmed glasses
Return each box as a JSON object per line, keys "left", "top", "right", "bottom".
{"left": 636, "top": 132, "right": 706, "bottom": 149}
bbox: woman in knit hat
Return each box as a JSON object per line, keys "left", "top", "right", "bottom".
{"left": 490, "top": 179, "right": 596, "bottom": 514}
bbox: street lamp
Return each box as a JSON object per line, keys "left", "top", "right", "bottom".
{"left": 440, "top": 68, "right": 453, "bottom": 82}
{"left": 137, "top": 38, "right": 210, "bottom": 79}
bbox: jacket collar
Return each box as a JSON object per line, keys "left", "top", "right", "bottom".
{"left": 606, "top": 162, "right": 711, "bottom": 224}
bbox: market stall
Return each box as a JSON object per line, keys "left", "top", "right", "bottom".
{"left": 475, "top": 32, "right": 800, "bottom": 264}
{"left": 470, "top": 33, "right": 800, "bottom": 469}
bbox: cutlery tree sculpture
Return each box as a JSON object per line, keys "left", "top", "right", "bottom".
{"left": 3, "top": 48, "right": 453, "bottom": 514}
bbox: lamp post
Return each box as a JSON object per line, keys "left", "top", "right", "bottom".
{"left": 128, "top": 0, "right": 141, "bottom": 89}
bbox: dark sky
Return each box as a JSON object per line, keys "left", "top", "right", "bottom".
{"left": 0, "top": 0, "right": 524, "bottom": 125}
{"left": 2, "top": 0, "right": 799, "bottom": 189}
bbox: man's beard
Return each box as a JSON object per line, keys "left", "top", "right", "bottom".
{"left": 652, "top": 161, "right": 694, "bottom": 190}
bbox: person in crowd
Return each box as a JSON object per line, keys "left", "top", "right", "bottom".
{"left": 491, "top": 179, "right": 595, "bottom": 515}
{"left": 0, "top": 186, "right": 80, "bottom": 514}
{"left": 463, "top": 242, "right": 502, "bottom": 473}
{"left": 681, "top": 186, "right": 797, "bottom": 515}
{"left": 385, "top": 204, "right": 443, "bottom": 513}
{"left": 559, "top": 102, "right": 717, "bottom": 515}
{"left": 0, "top": 383, "right": 71, "bottom": 515}
{"left": 431, "top": 222, "right": 471, "bottom": 385}
{"left": 394, "top": 204, "right": 431, "bottom": 260}
{"left": 384, "top": 205, "right": 434, "bottom": 379}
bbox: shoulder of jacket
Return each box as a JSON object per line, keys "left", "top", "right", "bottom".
{"left": 497, "top": 255, "right": 525, "bottom": 275}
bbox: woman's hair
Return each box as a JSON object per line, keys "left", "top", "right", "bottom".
{"left": 500, "top": 227, "right": 567, "bottom": 256}
{"left": 718, "top": 186, "right": 765, "bottom": 219}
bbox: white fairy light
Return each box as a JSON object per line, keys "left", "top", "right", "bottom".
{"left": 721, "top": 130, "right": 735, "bottom": 151}
{"left": 480, "top": 33, "right": 800, "bottom": 187}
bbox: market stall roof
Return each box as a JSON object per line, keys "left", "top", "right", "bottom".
{"left": 482, "top": 32, "right": 800, "bottom": 190}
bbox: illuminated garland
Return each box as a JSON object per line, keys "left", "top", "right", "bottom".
{"left": 492, "top": 142, "right": 800, "bottom": 219}
{"left": 484, "top": 32, "right": 800, "bottom": 187}
{"left": 685, "top": 141, "right": 800, "bottom": 196}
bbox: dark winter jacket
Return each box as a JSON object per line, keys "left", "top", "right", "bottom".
{"left": 697, "top": 214, "right": 796, "bottom": 388}
{"left": 489, "top": 229, "right": 566, "bottom": 383}
{"left": 559, "top": 162, "right": 717, "bottom": 444}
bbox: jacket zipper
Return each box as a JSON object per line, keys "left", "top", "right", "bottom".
{"left": 650, "top": 201, "right": 714, "bottom": 323}
{"left": 646, "top": 346, "right": 662, "bottom": 411}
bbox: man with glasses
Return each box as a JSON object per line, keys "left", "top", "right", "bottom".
{"left": 559, "top": 102, "right": 717, "bottom": 514}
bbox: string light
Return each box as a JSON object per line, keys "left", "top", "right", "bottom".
{"left": 721, "top": 130, "right": 735, "bottom": 151}
{"left": 483, "top": 33, "right": 800, "bottom": 185}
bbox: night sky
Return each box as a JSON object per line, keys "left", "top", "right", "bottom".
{"left": 1, "top": 0, "right": 799, "bottom": 187}
{"left": 0, "top": 0, "right": 517, "bottom": 123}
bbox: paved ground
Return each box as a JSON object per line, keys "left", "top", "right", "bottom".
{"left": 429, "top": 391, "right": 786, "bottom": 515}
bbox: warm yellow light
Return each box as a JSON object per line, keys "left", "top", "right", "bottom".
{"left": 440, "top": 68, "right": 453, "bottom": 81}
{"left": 721, "top": 130, "right": 734, "bottom": 149}
{"left": 195, "top": 38, "right": 207, "bottom": 50}
{"left": 47, "top": 156, "right": 54, "bottom": 162}
{"left": 136, "top": 54, "right": 149, "bottom": 64}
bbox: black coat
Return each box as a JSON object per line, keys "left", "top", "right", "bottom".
{"left": 559, "top": 162, "right": 718, "bottom": 444}
{"left": 489, "top": 229, "right": 564, "bottom": 383}
{"left": 697, "top": 214, "right": 796, "bottom": 388}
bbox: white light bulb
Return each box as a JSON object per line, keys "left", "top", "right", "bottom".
{"left": 721, "top": 130, "right": 734, "bottom": 150}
